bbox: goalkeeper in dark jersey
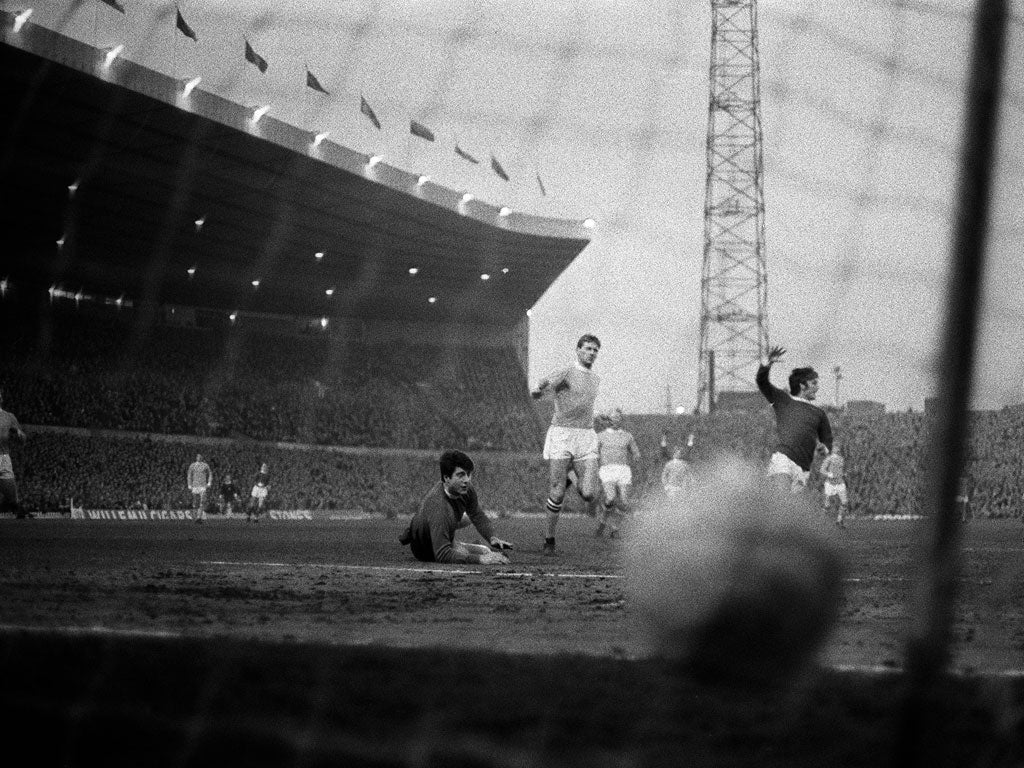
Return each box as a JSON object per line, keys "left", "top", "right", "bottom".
{"left": 398, "top": 450, "right": 513, "bottom": 565}
{"left": 756, "top": 345, "right": 833, "bottom": 494}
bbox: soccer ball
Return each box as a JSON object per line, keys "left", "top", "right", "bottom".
{"left": 625, "top": 456, "right": 844, "bottom": 687}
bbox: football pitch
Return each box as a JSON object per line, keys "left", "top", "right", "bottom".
{"left": 1, "top": 515, "right": 1022, "bottom": 766}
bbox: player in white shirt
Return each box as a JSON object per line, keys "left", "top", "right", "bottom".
{"left": 818, "top": 440, "right": 848, "bottom": 528}
{"left": 595, "top": 409, "right": 640, "bottom": 539}
{"left": 531, "top": 334, "right": 601, "bottom": 555}
{"left": 661, "top": 447, "right": 693, "bottom": 500}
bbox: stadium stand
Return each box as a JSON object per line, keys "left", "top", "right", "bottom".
{"left": 1, "top": 303, "right": 542, "bottom": 452}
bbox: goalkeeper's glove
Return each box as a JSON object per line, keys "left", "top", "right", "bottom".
{"left": 489, "top": 536, "right": 514, "bottom": 551}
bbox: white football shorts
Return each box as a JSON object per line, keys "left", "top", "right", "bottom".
{"left": 543, "top": 426, "right": 598, "bottom": 461}
{"left": 823, "top": 481, "right": 848, "bottom": 504}
{"left": 0, "top": 454, "right": 14, "bottom": 480}
{"left": 767, "top": 452, "right": 810, "bottom": 492}
{"left": 251, "top": 484, "right": 269, "bottom": 500}
{"left": 599, "top": 464, "right": 632, "bottom": 486}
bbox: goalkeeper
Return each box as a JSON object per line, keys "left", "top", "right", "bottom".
{"left": 399, "top": 450, "right": 513, "bottom": 565}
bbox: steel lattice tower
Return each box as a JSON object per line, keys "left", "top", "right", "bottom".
{"left": 696, "top": 0, "right": 769, "bottom": 412}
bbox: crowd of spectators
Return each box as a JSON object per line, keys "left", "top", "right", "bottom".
{"left": 14, "top": 431, "right": 552, "bottom": 516}
{"left": 11, "top": 406, "right": 1024, "bottom": 519}
{"left": 5, "top": 303, "right": 1024, "bottom": 518}
{"left": 1, "top": 304, "right": 542, "bottom": 452}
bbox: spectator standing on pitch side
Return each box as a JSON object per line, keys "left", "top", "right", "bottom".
{"left": 595, "top": 408, "right": 640, "bottom": 539}
{"left": 398, "top": 450, "right": 512, "bottom": 564}
{"left": 0, "top": 388, "right": 29, "bottom": 519}
{"left": 186, "top": 453, "right": 212, "bottom": 523}
{"left": 531, "top": 334, "right": 602, "bottom": 555}
{"left": 220, "top": 473, "right": 242, "bottom": 517}
{"left": 757, "top": 345, "right": 833, "bottom": 494}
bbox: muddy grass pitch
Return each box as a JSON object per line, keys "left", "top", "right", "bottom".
{"left": 1, "top": 515, "right": 1022, "bottom": 766}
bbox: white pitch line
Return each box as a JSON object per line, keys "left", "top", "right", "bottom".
{"left": 200, "top": 560, "right": 622, "bottom": 580}
{"left": 203, "top": 560, "right": 485, "bottom": 575}
{"left": 205, "top": 561, "right": 1023, "bottom": 588}
{"left": 201, "top": 562, "right": 1011, "bottom": 584}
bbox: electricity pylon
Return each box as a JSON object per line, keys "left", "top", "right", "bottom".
{"left": 696, "top": 0, "right": 769, "bottom": 413}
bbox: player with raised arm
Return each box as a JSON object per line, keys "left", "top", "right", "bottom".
{"left": 531, "top": 334, "right": 602, "bottom": 555}
{"left": 595, "top": 408, "right": 640, "bottom": 539}
{"left": 819, "top": 439, "right": 849, "bottom": 528}
{"left": 0, "top": 388, "right": 29, "bottom": 519}
{"left": 398, "top": 450, "right": 513, "bottom": 565}
{"left": 757, "top": 346, "right": 833, "bottom": 494}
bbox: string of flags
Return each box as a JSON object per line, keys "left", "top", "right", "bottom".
{"left": 243, "top": 39, "right": 268, "bottom": 74}
{"left": 88, "top": 0, "right": 548, "bottom": 195}
{"left": 175, "top": 8, "right": 197, "bottom": 42}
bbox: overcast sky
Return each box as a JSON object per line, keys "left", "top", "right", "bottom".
{"left": 14, "top": 0, "right": 1024, "bottom": 413}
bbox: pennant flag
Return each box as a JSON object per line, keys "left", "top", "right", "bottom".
{"left": 306, "top": 69, "right": 329, "bottom": 95}
{"left": 244, "top": 39, "right": 268, "bottom": 73}
{"left": 491, "top": 155, "right": 510, "bottom": 182}
{"left": 454, "top": 145, "right": 479, "bottom": 165}
{"left": 98, "top": 0, "right": 126, "bottom": 13}
{"left": 536, "top": 172, "right": 547, "bottom": 197}
{"left": 410, "top": 120, "right": 435, "bottom": 142}
{"left": 175, "top": 8, "right": 197, "bottom": 41}
{"left": 359, "top": 96, "right": 381, "bottom": 129}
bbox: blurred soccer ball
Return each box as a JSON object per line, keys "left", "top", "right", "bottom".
{"left": 626, "top": 456, "right": 843, "bottom": 687}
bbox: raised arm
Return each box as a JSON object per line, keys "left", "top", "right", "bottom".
{"left": 756, "top": 346, "right": 786, "bottom": 401}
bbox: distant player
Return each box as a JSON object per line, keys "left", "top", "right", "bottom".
{"left": 398, "top": 450, "right": 513, "bottom": 564}
{"left": 531, "top": 334, "right": 602, "bottom": 555}
{"left": 757, "top": 345, "right": 833, "bottom": 494}
{"left": 186, "top": 453, "right": 212, "bottom": 523}
{"left": 247, "top": 462, "right": 271, "bottom": 523}
{"left": 0, "top": 388, "right": 28, "bottom": 519}
{"left": 661, "top": 447, "right": 693, "bottom": 500}
{"left": 819, "top": 440, "right": 849, "bottom": 528}
{"left": 595, "top": 409, "right": 640, "bottom": 539}
{"left": 955, "top": 475, "right": 972, "bottom": 523}
{"left": 220, "top": 474, "right": 242, "bottom": 517}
